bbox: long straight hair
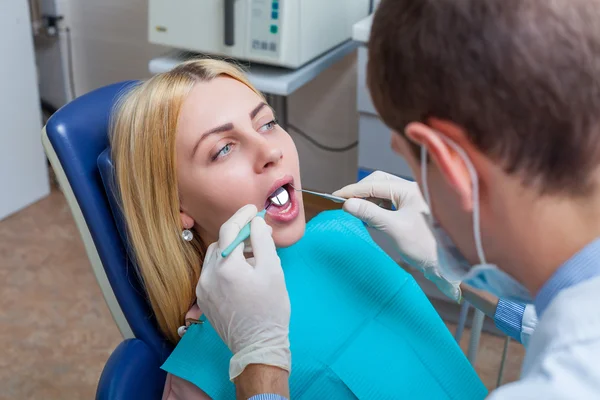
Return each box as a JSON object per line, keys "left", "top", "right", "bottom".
{"left": 110, "top": 59, "right": 265, "bottom": 344}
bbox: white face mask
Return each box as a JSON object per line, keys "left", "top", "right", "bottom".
{"left": 420, "top": 140, "right": 532, "bottom": 304}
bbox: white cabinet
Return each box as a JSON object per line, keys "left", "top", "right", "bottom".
{"left": 356, "top": 46, "right": 413, "bottom": 181}
{"left": 0, "top": 0, "right": 50, "bottom": 220}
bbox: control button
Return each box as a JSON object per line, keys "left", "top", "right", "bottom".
{"left": 261, "top": 41, "right": 268, "bottom": 50}
{"left": 252, "top": 40, "right": 260, "bottom": 49}
{"left": 270, "top": 24, "right": 278, "bottom": 34}
{"left": 269, "top": 42, "right": 277, "bottom": 52}
{"left": 272, "top": 11, "right": 278, "bottom": 19}
{"left": 272, "top": 2, "right": 279, "bottom": 10}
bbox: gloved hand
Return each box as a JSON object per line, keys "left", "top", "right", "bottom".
{"left": 333, "top": 171, "right": 461, "bottom": 301}
{"left": 196, "top": 204, "right": 291, "bottom": 381}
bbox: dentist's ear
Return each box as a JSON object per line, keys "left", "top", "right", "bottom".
{"left": 404, "top": 121, "right": 474, "bottom": 211}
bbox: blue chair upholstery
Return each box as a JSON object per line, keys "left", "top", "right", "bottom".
{"left": 43, "top": 81, "right": 173, "bottom": 399}
{"left": 96, "top": 339, "right": 166, "bottom": 400}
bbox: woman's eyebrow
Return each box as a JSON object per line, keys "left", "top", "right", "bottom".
{"left": 192, "top": 122, "right": 234, "bottom": 158}
{"left": 191, "top": 102, "right": 269, "bottom": 158}
{"left": 250, "top": 102, "right": 268, "bottom": 119}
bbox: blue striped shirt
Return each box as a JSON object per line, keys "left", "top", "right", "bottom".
{"left": 494, "top": 298, "right": 526, "bottom": 342}
{"left": 494, "top": 238, "right": 600, "bottom": 342}
{"left": 535, "top": 237, "right": 600, "bottom": 318}
{"left": 248, "top": 395, "right": 288, "bottom": 400}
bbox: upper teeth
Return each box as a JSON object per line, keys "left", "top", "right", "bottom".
{"left": 270, "top": 187, "right": 290, "bottom": 206}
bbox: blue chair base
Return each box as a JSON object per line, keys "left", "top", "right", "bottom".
{"left": 96, "top": 339, "right": 166, "bottom": 400}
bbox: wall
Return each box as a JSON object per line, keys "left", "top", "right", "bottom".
{"left": 53, "top": 0, "right": 358, "bottom": 192}
{"left": 0, "top": 0, "right": 50, "bottom": 220}
{"left": 288, "top": 52, "right": 358, "bottom": 192}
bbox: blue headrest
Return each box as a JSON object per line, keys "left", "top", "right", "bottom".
{"left": 45, "top": 81, "right": 173, "bottom": 361}
{"left": 97, "top": 149, "right": 129, "bottom": 250}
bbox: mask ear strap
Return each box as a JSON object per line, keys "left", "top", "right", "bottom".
{"left": 438, "top": 136, "right": 487, "bottom": 265}
{"left": 421, "top": 145, "right": 432, "bottom": 207}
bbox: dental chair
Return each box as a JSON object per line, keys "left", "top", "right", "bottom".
{"left": 41, "top": 80, "right": 507, "bottom": 399}
{"left": 42, "top": 81, "right": 172, "bottom": 400}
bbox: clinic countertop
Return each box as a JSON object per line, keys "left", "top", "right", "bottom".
{"left": 352, "top": 15, "right": 373, "bottom": 44}
{"left": 148, "top": 40, "right": 359, "bottom": 96}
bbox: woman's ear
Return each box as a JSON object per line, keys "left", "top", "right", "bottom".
{"left": 405, "top": 121, "right": 474, "bottom": 211}
{"left": 180, "top": 211, "right": 195, "bottom": 230}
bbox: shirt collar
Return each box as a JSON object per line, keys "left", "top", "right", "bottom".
{"left": 534, "top": 237, "right": 600, "bottom": 318}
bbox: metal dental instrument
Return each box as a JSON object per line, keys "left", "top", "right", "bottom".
{"left": 290, "top": 184, "right": 394, "bottom": 210}
{"left": 221, "top": 182, "right": 396, "bottom": 258}
{"left": 289, "top": 184, "right": 346, "bottom": 204}
{"left": 270, "top": 186, "right": 289, "bottom": 206}
{"left": 221, "top": 209, "right": 268, "bottom": 258}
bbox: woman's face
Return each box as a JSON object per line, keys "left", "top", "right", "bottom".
{"left": 176, "top": 76, "right": 305, "bottom": 248}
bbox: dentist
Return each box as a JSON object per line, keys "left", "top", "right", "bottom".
{"left": 196, "top": 0, "right": 600, "bottom": 398}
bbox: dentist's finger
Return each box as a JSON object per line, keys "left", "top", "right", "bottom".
{"left": 249, "top": 217, "right": 278, "bottom": 271}
{"left": 218, "top": 204, "right": 258, "bottom": 250}
{"left": 343, "top": 198, "right": 394, "bottom": 230}
{"left": 337, "top": 180, "right": 419, "bottom": 208}
{"left": 332, "top": 171, "right": 402, "bottom": 198}
{"left": 333, "top": 181, "right": 396, "bottom": 201}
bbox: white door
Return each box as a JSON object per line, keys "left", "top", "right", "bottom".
{"left": 0, "top": 0, "right": 50, "bottom": 220}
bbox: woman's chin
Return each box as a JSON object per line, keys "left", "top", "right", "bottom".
{"left": 272, "top": 214, "right": 306, "bottom": 248}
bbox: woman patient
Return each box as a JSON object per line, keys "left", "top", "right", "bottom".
{"left": 111, "top": 59, "right": 486, "bottom": 399}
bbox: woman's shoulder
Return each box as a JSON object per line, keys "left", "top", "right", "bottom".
{"left": 162, "top": 373, "right": 211, "bottom": 400}
{"left": 162, "top": 305, "right": 209, "bottom": 400}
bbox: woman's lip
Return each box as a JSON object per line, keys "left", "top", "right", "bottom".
{"left": 265, "top": 186, "right": 299, "bottom": 223}
{"left": 264, "top": 175, "right": 294, "bottom": 209}
{"left": 266, "top": 176, "right": 294, "bottom": 200}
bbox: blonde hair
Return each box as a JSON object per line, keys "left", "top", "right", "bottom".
{"left": 110, "top": 59, "right": 265, "bottom": 344}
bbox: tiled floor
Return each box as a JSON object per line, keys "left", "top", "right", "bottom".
{"left": 0, "top": 187, "right": 524, "bottom": 399}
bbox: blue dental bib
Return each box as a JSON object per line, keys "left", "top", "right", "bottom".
{"left": 162, "top": 210, "right": 487, "bottom": 399}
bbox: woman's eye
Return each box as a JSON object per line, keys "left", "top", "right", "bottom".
{"left": 213, "top": 143, "right": 233, "bottom": 160}
{"left": 258, "top": 119, "right": 278, "bottom": 133}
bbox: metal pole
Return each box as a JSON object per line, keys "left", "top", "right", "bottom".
{"left": 467, "top": 309, "right": 485, "bottom": 365}
{"left": 497, "top": 336, "right": 511, "bottom": 387}
{"left": 455, "top": 301, "right": 470, "bottom": 343}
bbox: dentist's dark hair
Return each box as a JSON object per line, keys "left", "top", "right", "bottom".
{"left": 368, "top": 0, "right": 600, "bottom": 195}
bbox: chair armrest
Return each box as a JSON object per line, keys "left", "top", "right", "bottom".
{"left": 96, "top": 339, "right": 167, "bottom": 400}
{"left": 460, "top": 282, "right": 499, "bottom": 318}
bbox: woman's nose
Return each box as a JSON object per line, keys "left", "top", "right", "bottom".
{"left": 253, "top": 138, "right": 283, "bottom": 173}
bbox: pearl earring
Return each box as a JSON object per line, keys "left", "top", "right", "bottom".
{"left": 181, "top": 228, "right": 193, "bottom": 242}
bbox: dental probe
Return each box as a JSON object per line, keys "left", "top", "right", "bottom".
{"left": 289, "top": 184, "right": 346, "bottom": 204}
{"left": 289, "top": 184, "right": 394, "bottom": 210}
{"left": 221, "top": 209, "right": 268, "bottom": 258}
{"left": 221, "top": 184, "right": 396, "bottom": 258}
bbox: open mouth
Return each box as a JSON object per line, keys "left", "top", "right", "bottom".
{"left": 264, "top": 179, "right": 300, "bottom": 223}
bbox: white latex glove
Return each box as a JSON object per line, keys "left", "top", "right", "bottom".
{"left": 333, "top": 171, "right": 461, "bottom": 301}
{"left": 520, "top": 304, "right": 538, "bottom": 348}
{"left": 196, "top": 204, "right": 291, "bottom": 381}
